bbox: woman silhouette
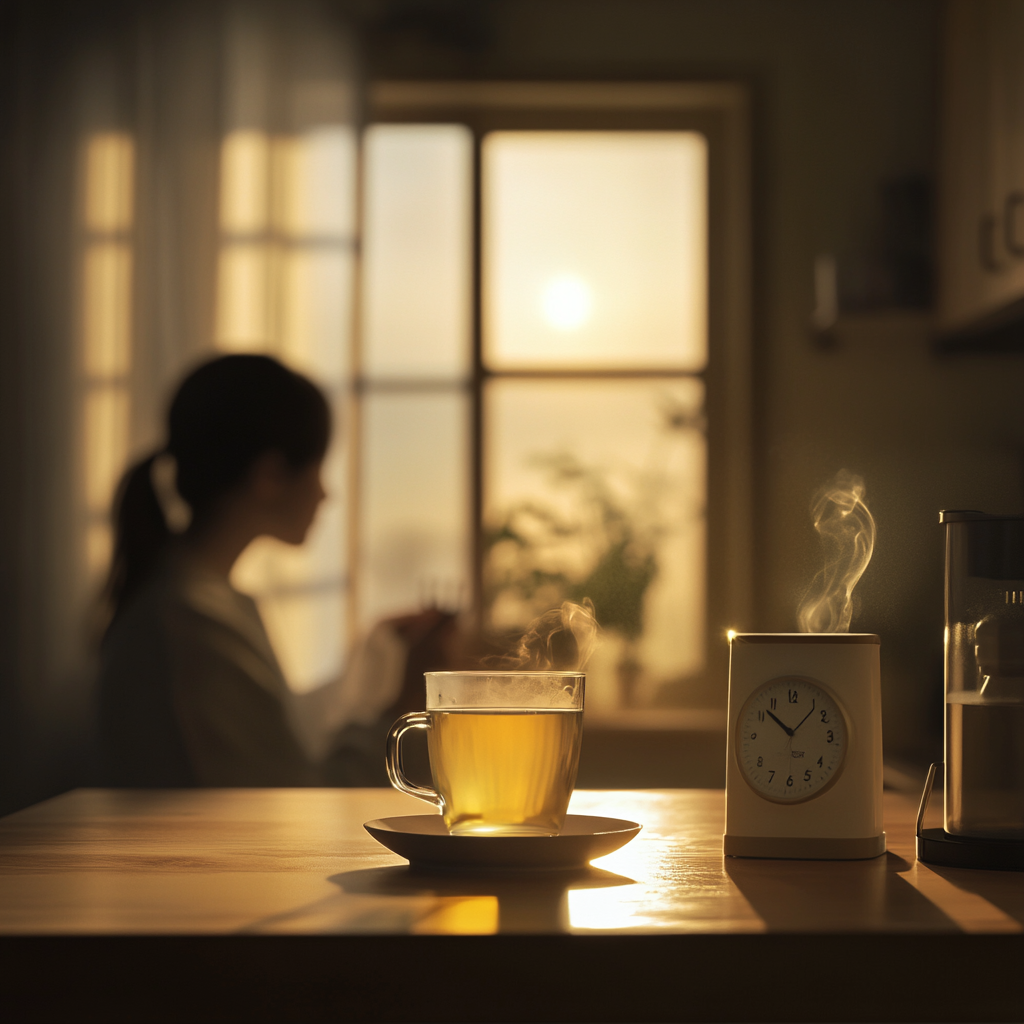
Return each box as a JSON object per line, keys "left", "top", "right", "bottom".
{"left": 97, "top": 354, "right": 438, "bottom": 786}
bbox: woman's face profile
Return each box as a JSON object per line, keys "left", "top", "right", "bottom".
{"left": 250, "top": 454, "right": 327, "bottom": 546}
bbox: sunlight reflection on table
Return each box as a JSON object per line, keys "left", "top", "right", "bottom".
{"left": 566, "top": 790, "right": 764, "bottom": 933}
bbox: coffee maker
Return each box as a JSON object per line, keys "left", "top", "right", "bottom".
{"left": 918, "top": 510, "right": 1024, "bottom": 870}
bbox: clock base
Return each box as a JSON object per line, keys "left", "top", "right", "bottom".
{"left": 724, "top": 833, "right": 886, "bottom": 860}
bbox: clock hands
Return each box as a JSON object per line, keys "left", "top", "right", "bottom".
{"left": 792, "top": 699, "right": 817, "bottom": 734}
{"left": 765, "top": 709, "right": 794, "bottom": 737}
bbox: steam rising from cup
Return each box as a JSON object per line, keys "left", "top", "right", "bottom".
{"left": 796, "top": 470, "right": 875, "bottom": 633}
{"left": 504, "top": 599, "right": 599, "bottom": 670}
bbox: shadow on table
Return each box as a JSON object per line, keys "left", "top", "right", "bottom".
{"left": 724, "top": 851, "right": 959, "bottom": 932}
{"left": 328, "top": 864, "right": 637, "bottom": 933}
{"left": 918, "top": 862, "right": 1024, "bottom": 926}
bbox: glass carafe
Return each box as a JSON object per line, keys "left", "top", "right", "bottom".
{"left": 944, "top": 511, "right": 1024, "bottom": 840}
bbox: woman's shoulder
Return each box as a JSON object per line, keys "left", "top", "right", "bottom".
{"left": 102, "top": 561, "right": 257, "bottom": 658}
{"left": 102, "top": 557, "right": 288, "bottom": 700}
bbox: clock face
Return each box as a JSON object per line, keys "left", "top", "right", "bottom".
{"left": 736, "top": 676, "right": 848, "bottom": 803}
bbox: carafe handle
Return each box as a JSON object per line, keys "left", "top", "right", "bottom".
{"left": 916, "top": 761, "right": 940, "bottom": 837}
{"left": 385, "top": 712, "right": 442, "bottom": 809}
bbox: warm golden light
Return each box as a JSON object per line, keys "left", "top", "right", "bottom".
{"left": 485, "top": 378, "right": 706, "bottom": 711}
{"left": 272, "top": 127, "right": 355, "bottom": 238}
{"left": 215, "top": 244, "right": 271, "bottom": 350}
{"left": 567, "top": 882, "right": 650, "bottom": 931}
{"left": 279, "top": 247, "right": 351, "bottom": 380}
{"left": 362, "top": 124, "right": 472, "bottom": 378}
{"left": 85, "top": 522, "right": 113, "bottom": 577}
{"left": 411, "top": 897, "right": 499, "bottom": 935}
{"left": 360, "top": 391, "right": 470, "bottom": 629}
{"left": 82, "top": 243, "right": 132, "bottom": 377}
{"left": 484, "top": 130, "right": 707, "bottom": 370}
{"left": 84, "top": 133, "right": 134, "bottom": 232}
{"left": 727, "top": 629, "right": 738, "bottom": 642}
{"left": 219, "top": 130, "right": 269, "bottom": 233}
{"left": 541, "top": 274, "right": 592, "bottom": 331}
{"left": 80, "top": 131, "right": 135, "bottom": 579}
{"left": 83, "top": 387, "right": 130, "bottom": 512}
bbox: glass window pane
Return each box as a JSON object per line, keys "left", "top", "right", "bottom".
{"left": 280, "top": 248, "right": 353, "bottom": 387}
{"left": 275, "top": 126, "right": 356, "bottom": 239}
{"left": 483, "top": 131, "right": 707, "bottom": 371}
{"left": 215, "top": 242, "right": 271, "bottom": 349}
{"left": 484, "top": 379, "right": 706, "bottom": 713}
{"left": 359, "top": 390, "right": 470, "bottom": 627}
{"left": 362, "top": 124, "right": 472, "bottom": 379}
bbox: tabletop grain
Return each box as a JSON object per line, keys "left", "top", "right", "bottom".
{"left": 1, "top": 788, "right": 1022, "bottom": 1022}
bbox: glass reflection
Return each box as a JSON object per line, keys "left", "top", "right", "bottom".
{"left": 411, "top": 896, "right": 499, "bottom": 935}
{"left": 566, "top": 882, "right": 652, "bottom": 931}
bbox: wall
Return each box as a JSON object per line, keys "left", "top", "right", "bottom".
{"left": 365, "top": 0, "right": 1024, "bottom": 766}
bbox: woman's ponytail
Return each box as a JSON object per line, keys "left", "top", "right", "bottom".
{"left": 100, "top": 354, "right": 330, "bottom": 634}
{"left": 103, "top": 453, "right": 173, "bottom": 632}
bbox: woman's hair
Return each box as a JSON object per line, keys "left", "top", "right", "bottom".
{"left": 104, "top": 354, "right": 330, "bottom": 627}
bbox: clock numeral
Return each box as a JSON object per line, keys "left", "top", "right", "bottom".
{"left": 756, "top": 756, "right": 763, "bottom": 767}
{"left": 758, "top": 710, "right": 765, "bottom": 722}
{"left": 749, "top": 732, "right": 757, "bottom": 740}
{"left": 788, "top": 689, "right": 798, "bottom": 704}
{"left": 786, "top": 775, "right": 794, "bottom": 787}
{"left": 820, "top": 710, "right": 830, "bottom": 723}
{"left": 768, "top": 770, "right": 775, "bottom": 783}
{"left": 817, "top": 756, "right": 823, "bottom": 767}
{"left": 803, "top": 769, "right": 811, "bottom": 781}
{"left": 770, "top": 698, "right": 777, "bottom": 710}
{"left": 826, "top": 730, "right": 834, "bottom": 743}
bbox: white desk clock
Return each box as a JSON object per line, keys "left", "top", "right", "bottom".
{"left": 724, "top": 633, "right": 885, "bottom": 860}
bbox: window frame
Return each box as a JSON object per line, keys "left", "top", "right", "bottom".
{"left": 359, "top": 82, "right": 753, "bottom": 707}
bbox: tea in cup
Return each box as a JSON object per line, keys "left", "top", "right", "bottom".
{"left": 385, "top": 671, "right": 585, "bottom": 836}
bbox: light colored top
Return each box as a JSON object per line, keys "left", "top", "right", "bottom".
{"left": 97, "top": 558, "right": 405, "bottom": 787}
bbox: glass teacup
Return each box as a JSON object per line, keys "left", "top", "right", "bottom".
{"left": 386, "top": 670, "right": 585, "bottom": 836}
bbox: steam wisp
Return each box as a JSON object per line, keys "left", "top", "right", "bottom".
{"left": 505, "top": 599, "right": 599, "bottom": 670}
{"left": 796, "top": 470, "right": 875, "bottom": 633}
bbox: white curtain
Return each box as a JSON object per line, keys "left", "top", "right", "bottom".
{"left": 0, "top": 0, "right": 359, "bottom": 812}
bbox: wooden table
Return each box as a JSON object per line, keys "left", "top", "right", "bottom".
{"left": 0, "top": 788, "right": 1022, "bottom": 1022}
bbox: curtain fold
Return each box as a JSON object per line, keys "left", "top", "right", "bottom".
{"left": 0, "top": 0, "right": 359, "bottom": 813}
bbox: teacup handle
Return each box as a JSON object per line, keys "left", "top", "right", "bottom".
{"left": 385, "top": 712, "right": 442, "bottom": 810}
